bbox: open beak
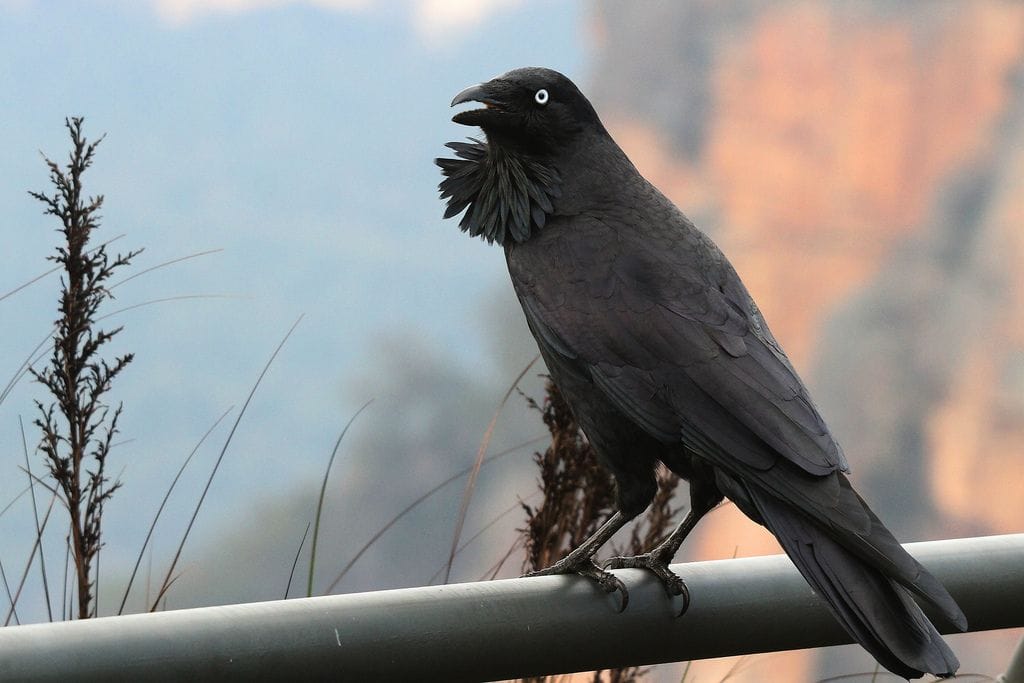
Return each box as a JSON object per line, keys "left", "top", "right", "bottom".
{"left": 451, "top": 83, "right": 489, "bottom": 107}
{"left": 450, "top": 81, "right": 505, "bottom": 126}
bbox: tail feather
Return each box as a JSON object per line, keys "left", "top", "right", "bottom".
{"left": 749, "top": 487, "right": 961, "bottom": 679}
{"left": 842, "top": 485, "right": 967, "bottom": 632}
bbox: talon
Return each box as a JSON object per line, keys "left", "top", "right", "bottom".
{"left": 603, "top": 551, "right": 690, "bottom": 616}
{"left": 674, "top": 581, "right": 691, "bottom": 617}
{"left": 616, "top": 584, "right": 629, "bottom": 612}
{"left": 606, "top": 574, "right": 629, "bottom": 612}
{"left": 586, "top": 567, "right": 629, "bottom": 612}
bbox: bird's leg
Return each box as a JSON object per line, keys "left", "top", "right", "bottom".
{"left": 524, "top": 511, "right": 631, "bottom": 610}
{"left": 604, "top": 486, "right": 721, "bottom": 617}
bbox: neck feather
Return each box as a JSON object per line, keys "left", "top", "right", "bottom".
{"left": 436, "top": 138, "right": 562, "bottom": 246}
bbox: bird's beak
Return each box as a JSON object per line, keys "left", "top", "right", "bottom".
{"left": 450, "top": 81, "right": 505, "bottom": 127}
{"left": 451, "top": 83, "right": 489, "bottom": 107}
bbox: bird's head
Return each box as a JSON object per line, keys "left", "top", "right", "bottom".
{"left": 450, "top": 67, "right": 601, "bottom": 155}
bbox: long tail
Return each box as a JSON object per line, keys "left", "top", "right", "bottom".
{"left": 746, "top": 486, "right": 966, "bottom": 679}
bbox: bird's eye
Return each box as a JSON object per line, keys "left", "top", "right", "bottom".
{"left": 534, "top": 89, "right": 549, "bottom": 106}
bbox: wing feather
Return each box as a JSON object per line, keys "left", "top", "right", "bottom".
{"left": 508, "top": 212, "right": 845, "bottom": 478}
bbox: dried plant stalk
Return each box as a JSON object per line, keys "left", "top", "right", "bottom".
{"left": 29, "top": 118, "right": 140, "bottom": 619}
{"left": 519, "top": 379, "right": 681, "bottom": 683}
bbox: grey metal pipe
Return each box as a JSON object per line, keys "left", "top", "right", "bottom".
{"left": 0, "top": 533, "right": 1021, "bottom": 682}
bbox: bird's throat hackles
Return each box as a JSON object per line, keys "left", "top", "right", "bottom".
{"left": 437, "top": 138, "right": 562, "bottom": 247}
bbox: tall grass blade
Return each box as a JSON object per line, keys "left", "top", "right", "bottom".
{"left": 443, "top": 355, "right": 539, "bottom": 584}
{"left": 0, "top": 486, "right": 31, "bottom": 519}
{"left": 109, "top": 248, "right": 223, "bottom": 290}
{"left": 2, "top": 241, "right": 224, "bottom": 409}
{"left": 324, "top": 435, "right": 544, "bottom": 593}
{"left": 0, "top": 234, "right": 124, "bottom": 304}
{"left": 150, "top": 316, "right": 303, "bottom": 611}
{"left": 0, "top": 558, "right": 18, "bottom": 626}
{"left": 285, "top": 522, "right": 311, "bottom": 600}
{"left": 307, "top": 400, "right": 373, "bottom": 597}
{"left": 19, "top": 416, "right": 52, "bottom": 621}
{"left": 117, "top": 407, "right": 234, "bottom": 615}
{"left": 4, "top": 492, "right": 56, "bottom": 625}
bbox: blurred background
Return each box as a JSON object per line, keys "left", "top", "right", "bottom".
{"left": 1, "top": 0, "right": 1021, "bottom": 679}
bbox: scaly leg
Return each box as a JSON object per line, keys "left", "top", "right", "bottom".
{"left": 604, "top": 490, "right": 719, "bottom": 616}
{"left": 525, "top": 511, "right": 631, "bottom": 611}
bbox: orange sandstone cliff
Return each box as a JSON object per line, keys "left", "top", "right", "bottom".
{"left": 586, "top": 1, "right": 1024, "bottom": 677}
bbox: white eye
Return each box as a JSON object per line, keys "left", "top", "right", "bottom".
{"left": 534, "top": 89, "right": 549, "bottom": 106}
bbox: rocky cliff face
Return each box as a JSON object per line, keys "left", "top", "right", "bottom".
{"left": 586, "top": 1, "right": 1024, "bottom": 677}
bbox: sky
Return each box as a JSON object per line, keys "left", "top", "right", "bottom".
{"left": 0, "top": 0, "right": 586, "bottom": 618}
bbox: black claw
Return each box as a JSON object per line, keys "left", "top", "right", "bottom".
{"left": 607, "top": 574, "right": 629, "bottom": 613}
{"left": 615, "top": 585, "right": 629, "bottom": 612}
{"left": 674, "top": 582, "right": 691, "bottom": 618}
{"left": 584, "top": 566, "right": 629, "bottom": 612}
{"left": 603, "top": 552, "right": 690, "bottom": 616}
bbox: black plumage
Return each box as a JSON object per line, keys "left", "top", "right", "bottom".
{"left": 438, "top": 138, "right": 562, "bottom": 244}
{"left": 437, "top": 67, "right": 966, "bottom": 679}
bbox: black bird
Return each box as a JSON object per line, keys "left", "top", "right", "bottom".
{"left": 437, "top": 67, "right": 966, "bottom": 679}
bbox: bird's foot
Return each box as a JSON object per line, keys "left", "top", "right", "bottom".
{"left": 603, "top": 551, "right": 690, "bottom": 617}
{"left": 525, "top": 557, "right": 629, "bottom": 612}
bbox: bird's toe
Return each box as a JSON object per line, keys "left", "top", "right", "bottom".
{"left": 603, "top": 553, "right": 691, "bottom": 616}
{"left": 603, "top": 553, "right": 647, "bottom": 571}
{"left": 525, "top": 558, "right": 630, "bottom": 612}
{"left": 578, "top": 562, "right": 630, "bottom": 612}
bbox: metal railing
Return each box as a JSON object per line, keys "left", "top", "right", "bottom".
{"left": 1, "top": 533, "right": 1022, "bottom": 682}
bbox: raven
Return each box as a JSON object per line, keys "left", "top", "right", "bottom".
{"left": 437, "top": 67, "right": 966, "bottom": 679}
